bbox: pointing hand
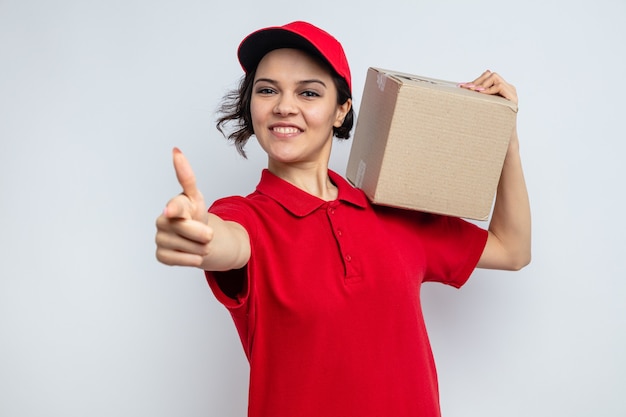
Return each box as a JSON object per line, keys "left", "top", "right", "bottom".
{"left": 156, "top": 148, "right": 213, "bottom": 267}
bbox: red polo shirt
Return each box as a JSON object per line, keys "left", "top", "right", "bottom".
{"left": 206, "top": 169, "right": 487, "bottom": 417}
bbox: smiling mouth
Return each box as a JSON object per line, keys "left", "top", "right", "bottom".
{"left": 272, "top": 126, "right": 301, "bottom": 134}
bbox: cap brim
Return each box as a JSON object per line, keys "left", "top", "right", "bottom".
{"left": 238, "top": 28, "right": 325, "bottom": 73}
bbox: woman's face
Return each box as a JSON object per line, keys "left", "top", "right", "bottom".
{"left": 250, "top": 48, "right": 351, "bottom": 170}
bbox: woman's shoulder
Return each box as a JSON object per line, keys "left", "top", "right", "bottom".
{"left": 209, "top": 190, "right": 269, "bottom": 213}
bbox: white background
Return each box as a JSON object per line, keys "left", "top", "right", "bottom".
{"left": 1, "top": 0, "right": 625, "bottom": 416}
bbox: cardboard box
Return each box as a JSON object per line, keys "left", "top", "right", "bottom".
{"left": 346, "top": 67, "right": 518, "bottom": 220}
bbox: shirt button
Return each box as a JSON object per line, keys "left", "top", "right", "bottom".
{"left": 345, "top": 254, "right": 352, "bottom": 262}
{"left": 337, "top": 229, "right": 343, "bottom": 237}
{"left": 329, "top": 209, "right": 336, "bottom": 215}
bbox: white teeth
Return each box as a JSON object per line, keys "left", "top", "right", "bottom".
{"left": 272, "top": 126, "right": 299, "bottom": 134}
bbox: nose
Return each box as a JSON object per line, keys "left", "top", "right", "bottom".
{"left": 273, "top": 93, "right": 298, "bottom": 116}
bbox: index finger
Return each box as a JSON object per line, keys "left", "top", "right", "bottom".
{"left": 470, "top": 69, "right": 493, "bottom": 86}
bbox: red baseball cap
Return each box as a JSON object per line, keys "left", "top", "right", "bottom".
{"left": 237, "top": 21, "right": 352, "bottom": 93}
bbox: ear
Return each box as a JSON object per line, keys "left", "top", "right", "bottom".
{"left": 334, "top": 98, "right": 352, "bottom": 128}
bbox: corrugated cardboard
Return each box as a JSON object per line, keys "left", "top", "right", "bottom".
{"left": 346, "top": 67, "right": 518, "bottom": 220}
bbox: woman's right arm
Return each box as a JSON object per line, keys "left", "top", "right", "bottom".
{"left": 155, "top": 148, "right": 251, "bottom": 271}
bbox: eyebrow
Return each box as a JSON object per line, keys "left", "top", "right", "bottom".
{"left": 254, "top": 78, "right": 328, "bottom": 88}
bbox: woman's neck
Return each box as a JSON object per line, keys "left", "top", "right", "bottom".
{"left": 268, "top": 161, "right": 338, "bottom": 201}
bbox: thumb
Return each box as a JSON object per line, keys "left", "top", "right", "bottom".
{"left": 167, "top": 147, "right": 208, "bottom": 222}
{"left": 172, "top": 147, "right": 202, "bottom": 202}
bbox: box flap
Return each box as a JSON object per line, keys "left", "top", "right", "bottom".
{"left": 373, "top": 67, "right": 518, "bottom": 113}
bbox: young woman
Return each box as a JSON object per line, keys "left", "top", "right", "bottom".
{"left": 155, "top": 21, "right": 531, "bottom": 417}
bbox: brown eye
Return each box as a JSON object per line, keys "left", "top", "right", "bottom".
{"left": 301, "top": 90, "right": 320, "bottom": 98}
{"left": 256, "top": 87, "right": 276, "bottom": 95}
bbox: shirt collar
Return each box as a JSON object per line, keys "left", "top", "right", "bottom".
{"left": 255, "top": 169, "right": 369, "bottom": 217}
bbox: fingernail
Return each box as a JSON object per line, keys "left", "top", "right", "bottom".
{"left": 475, "top": 87, "right": 485, "bottom": 91}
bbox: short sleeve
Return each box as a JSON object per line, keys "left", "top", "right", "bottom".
{"left": 204, "top": 196, "right": 256, "bottom": 309}
{"left": 419, "top": 214, "right": 488, "bottom": 288}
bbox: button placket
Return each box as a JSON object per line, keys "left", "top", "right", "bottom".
{"left": 327, "top": 203, "right": 359, "bottom": 279}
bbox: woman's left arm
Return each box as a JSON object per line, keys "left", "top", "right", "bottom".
{"left": 461, "top": 71, "right": 531, "bottom": 270}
